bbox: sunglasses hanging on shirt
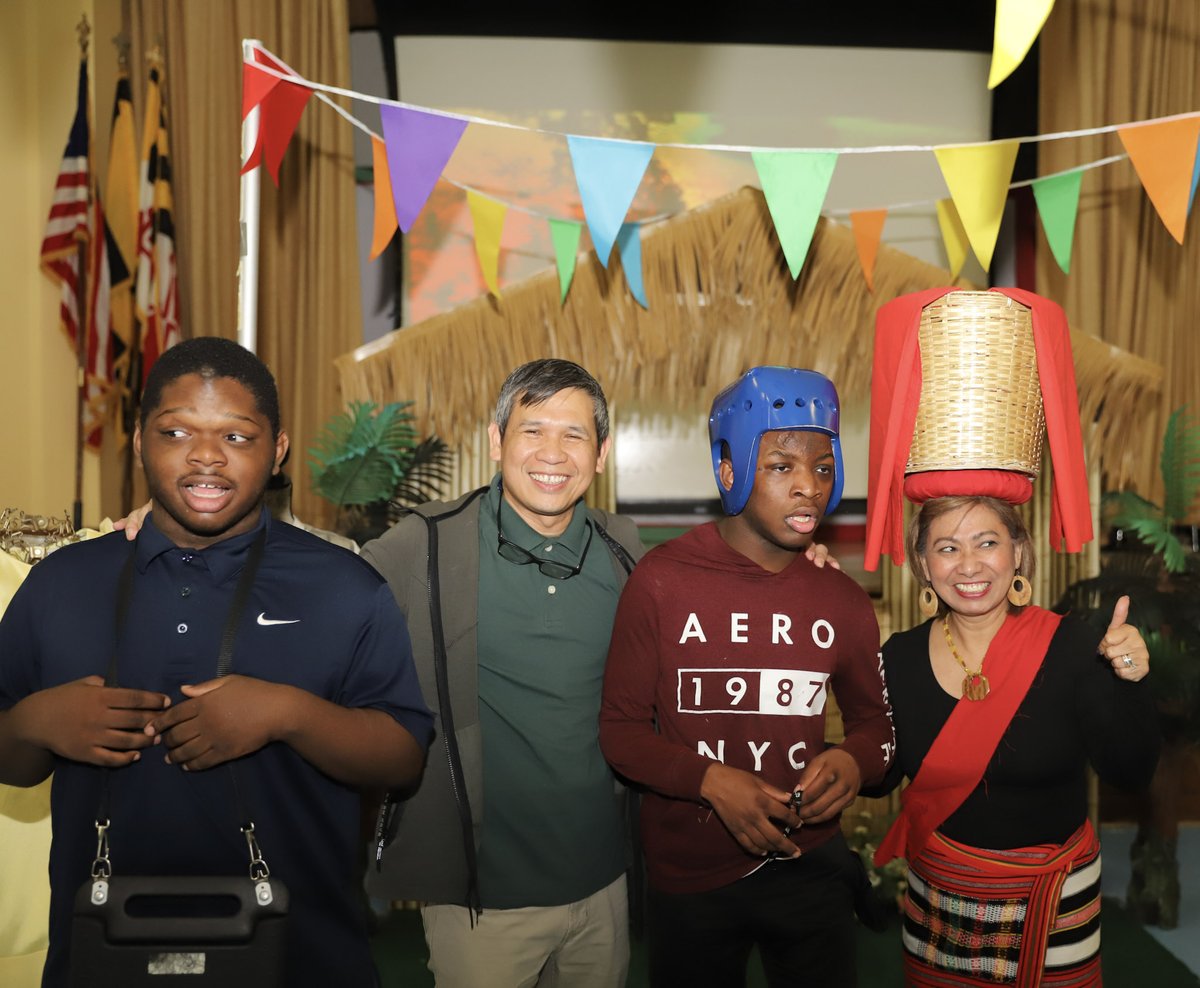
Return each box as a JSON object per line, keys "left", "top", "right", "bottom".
{"left": 495, "top": 494, "right": 593, "bottom": 580}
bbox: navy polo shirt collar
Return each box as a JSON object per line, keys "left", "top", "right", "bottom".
{"left": 134, "top": 506, "right": 270, "bottom": 583}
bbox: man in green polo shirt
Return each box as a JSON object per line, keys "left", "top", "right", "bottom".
{"left": 362, "top": 359, "right": 643, "bottom": 987}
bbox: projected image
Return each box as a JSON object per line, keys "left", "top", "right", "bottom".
{"left": 404, "top": 110, "right": 756, "bottom": 322}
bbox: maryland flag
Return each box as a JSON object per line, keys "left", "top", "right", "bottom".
{"left": 104, "top": 69, "right": 139, "bottom": 443}
{"left": 39, "top": 57, "right": 109, "bottom": 445}
{"left": 136, "top": 62, "right": 180, "bottom": 384}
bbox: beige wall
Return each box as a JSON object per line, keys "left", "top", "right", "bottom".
{"left": 0, "top": 0, "right": 129, "bottom": 527}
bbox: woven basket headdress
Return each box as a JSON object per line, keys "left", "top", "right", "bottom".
{"left": 864, "top": 287, "right": 1093, "bottom": 569}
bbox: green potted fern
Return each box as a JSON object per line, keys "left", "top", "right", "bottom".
{"left": 1055, "top": 406, "right": 1200, "bottom": 927}
{"left": 308, "top": 401, "right": 454, "bottom": 542}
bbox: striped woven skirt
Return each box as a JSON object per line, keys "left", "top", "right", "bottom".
{"left": 900, "top": 821, "right": 1102, "bottom": 986}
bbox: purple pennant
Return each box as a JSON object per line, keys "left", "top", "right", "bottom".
{"left": 379, "top": 104, "right": 468, "bottom": 234}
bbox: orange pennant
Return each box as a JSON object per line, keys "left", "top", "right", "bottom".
{"left": 369, "top": 136, "right": 398, "bottom": 259}
{"left": 1118, "top": 117, "right": 1200, "bottom": 244}
{"left": 850, "top": 209, "right": 888, "bottom": 292}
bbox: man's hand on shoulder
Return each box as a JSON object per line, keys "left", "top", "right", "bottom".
{"left": 112, "top": 500, "right": 153, "bottom": 541}
{"left": 10, "top": 675, "right": 169, "bottom": 768}
{"left": 699, "top": 761, "right": 801, "bottom": 858}
{"left": 804, "top": 543, "right": 841, "bottom": 570}
{"left": 146, "top": 674, "right": 284, "bottom": 771}
{"left": 795, "top": 748, "right": 861, "bottom": 825}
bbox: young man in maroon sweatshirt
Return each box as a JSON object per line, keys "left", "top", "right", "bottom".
{"left": 600, "top": 367, "right": 895, "bottom": 987}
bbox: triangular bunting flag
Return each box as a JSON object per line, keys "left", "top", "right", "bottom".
{"left": 240, "top": 75, "right": 313, "bottom": 185}
{"left": 379, "top": 105, "right": 468, "bottom": 234}
{"left": 567, "top": 136, "right": 655, "bottom": 267}
{"left": 849, "top": 209, "right": 887, "bottom": 292}
{"left": 988, "top": 0, "right": 1056, "bottom": 89}
{"left": 934, "top": 140, "right": 1019, "bottom": 271}
{"left": 548, "top": 218, "right": 583, "bottom": 303}
{"left": 616, "top": 223, "right": 647, "bottom": 309}
{"left": 1189, "top": 132, "right": 1200, "bottom": 214}
{"left": 751, "top": 151, "right": 838, "bottom": 280}
{"left": 241, "top": 61, "right": 281, "bottom": 121}
{"left": 935, "top": 198, "right": 971, "bottom": 281}
{"left": 1118, "top": 117, "right": 1200, "bottom": 244}
{"left": 369, "top": 135, "right": 398, "bottom": 260}
{"left": 467, "top": 190, "right": 507, "bottom": 297}
{"left": 1031, "top": 169, "right": 1083, "bottom": 273}
{"left": 260, "top": 81, "right": 313, "bottom": 185}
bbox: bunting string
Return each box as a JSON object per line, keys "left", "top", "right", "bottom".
{"left": 242, "top": 39, "right": 1199, "bottom": 299}
{"left": 244, "top": 46, "right": 1198, "bottom": 155}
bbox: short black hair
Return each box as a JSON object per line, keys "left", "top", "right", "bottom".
{"left": 493, "top": 359, "right": 609, "bottom": 444}
{"left": 140, "top": 337, "right": 281, "bottom": 436}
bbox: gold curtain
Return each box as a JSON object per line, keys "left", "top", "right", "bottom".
{"left": 129, "top": 0, "right": 361, "bottom": 527}
{"left": 1038, "top": 0, "right": 1200, "bottom": 513}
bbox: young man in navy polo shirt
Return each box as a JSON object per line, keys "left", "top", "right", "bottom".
{"left": 0, "top": 338, "right": 433, "bottom": 986}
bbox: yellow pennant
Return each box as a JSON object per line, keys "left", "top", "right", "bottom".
{"left": 935, "top": 199, "right": 971, "bottom": 281}
{"left": 467, "top": 190, "right": 507, "bottom": 297}
{"left": 989, "top": 0, "right": 1056, "bottom": 89}
{"left": 934, "top": 141, "right": 1019, "bottom": 271}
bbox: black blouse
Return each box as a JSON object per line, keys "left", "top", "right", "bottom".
{"left": 878, "top": 613, "right": 1161, "bottom": 849}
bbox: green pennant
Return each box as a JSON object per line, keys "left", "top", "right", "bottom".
{"left": 1031, "top": 169, "right": 1083, "bottom": 274}
{"left": 751, "top": 150, "right": 839, "bottom": 279}
{"left": 548, "top": 218, "right": 583, "bottom": 303}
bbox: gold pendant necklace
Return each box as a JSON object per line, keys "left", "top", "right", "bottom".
{"left": 942, "top": 616, "right": 990, "bottom": 701}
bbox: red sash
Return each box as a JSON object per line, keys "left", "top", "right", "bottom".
{"left": 875, "top": 606, "right": 1063, "bottom": 866}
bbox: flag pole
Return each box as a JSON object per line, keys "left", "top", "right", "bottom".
{"left": 238, "top": 39, "right": 262, "bottom": 354}
{"left": 72, "top": 15, "right": 91, "bottom": 531}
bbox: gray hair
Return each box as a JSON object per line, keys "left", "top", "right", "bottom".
{"left": 493, "top": 359, "right": 610, "bottom": 444}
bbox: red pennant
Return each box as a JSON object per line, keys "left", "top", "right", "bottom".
{"left": 251, "top": 47, "right": 290, "bottom": 74}
{"left": 241, "top": 61, "right": 280, "bottom": 121}
{"left": 259, "top": 80, "right": 313, "bottom": 184}
{"left": 240, "top": 56, "right": 312, "bottom": 184}
{"left": 239, "top": 127, "right": 265, "bottom": 177}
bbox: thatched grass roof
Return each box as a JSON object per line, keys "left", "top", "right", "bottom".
{"left": 336, "top": 185, "right": 1162, "bottom": 486}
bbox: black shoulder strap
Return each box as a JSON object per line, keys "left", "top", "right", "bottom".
{"left": 593, "top": 518, "right": 637, "bottom": 575}
{"left": 102, "top": 529, "right": 268, "bottom": 842}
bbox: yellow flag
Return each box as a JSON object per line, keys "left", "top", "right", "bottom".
{"left": 989, "top": 0, "right": 1056, "bottom": 89}
{"left": 935, "top": 199, "right": 971, "bottom": 281}
{"left": 934, "top": 141, "right": 1019, "bottom": 271}
{"left": 467, "top": 190, "right": 507, "bottom": 297}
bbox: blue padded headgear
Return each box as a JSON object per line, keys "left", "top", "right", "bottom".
{"left": 708, "top": 366, "right": 844, "bottom": 516}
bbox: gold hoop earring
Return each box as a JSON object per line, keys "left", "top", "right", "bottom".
{"left": 1008, "top": 574, "right": 1032, "bottom": 607}
{"left": 918, "top": 585, "right": 939, "bottom": 618}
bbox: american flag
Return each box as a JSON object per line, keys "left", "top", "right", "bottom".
{"left": 39, "top": 59, "right": 91, "bottom": 353}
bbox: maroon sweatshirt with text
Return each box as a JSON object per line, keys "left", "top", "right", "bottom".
{"left": 600, "top": 522, "right": 894, "bottom": 894}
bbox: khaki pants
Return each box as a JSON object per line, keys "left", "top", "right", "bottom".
{"left": 421, "top": 874, "right": 629, "bottom": 988}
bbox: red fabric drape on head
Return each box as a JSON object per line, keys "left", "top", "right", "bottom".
{"left": 864, "top": 287, "right": 1093, "bottom": 571}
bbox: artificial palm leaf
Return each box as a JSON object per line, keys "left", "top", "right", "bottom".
{"left": 309, "top": 401, "right": 419, "bottom": 507}
{"left": 1161, "top": 407, "right": 1200, "bottom": 523}
{"left": 1103, "top": 406, "right": 1198, "bottom": 574}
{"left": 391, "top": 436, "right": 455, "bottom": 509}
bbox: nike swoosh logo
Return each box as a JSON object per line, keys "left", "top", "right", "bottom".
{"left": 257, "top": 612, "right": 300, "bottom": 626}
